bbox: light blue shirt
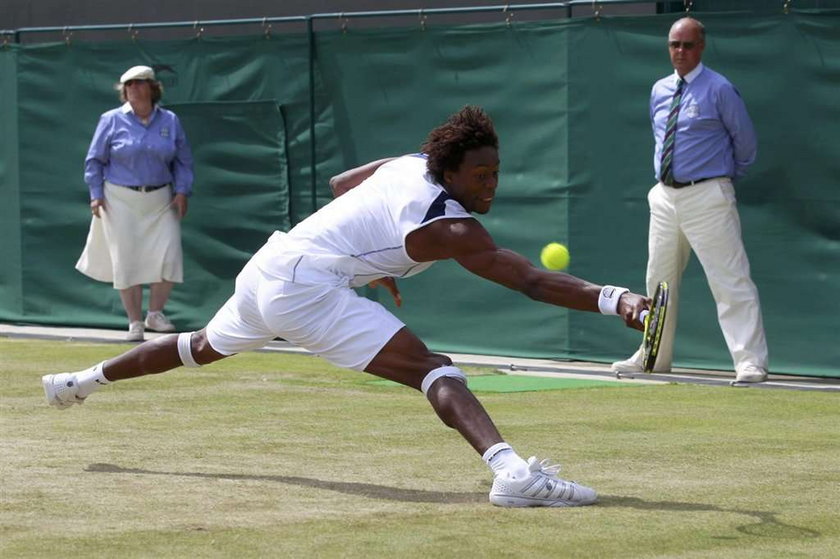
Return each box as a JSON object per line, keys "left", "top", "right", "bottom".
{"left": 650, "top": 63, "right": 757, "bottom": 182}
{"left": 84, "top": 103, "right": 194, "bottom": 200}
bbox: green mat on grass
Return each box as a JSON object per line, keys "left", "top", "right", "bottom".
{"left": 371, "top": 374, "right": 633, "bottom": 393}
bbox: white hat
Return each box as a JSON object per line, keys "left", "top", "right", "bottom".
{"left": 119, "top": 65, "right": 155, "bottom": 83}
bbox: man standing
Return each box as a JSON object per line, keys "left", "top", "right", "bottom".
{"left": 44, "top": 106, "right": 650, "bottom": 507}
{"left": 612, "top": 18, "right": 769, "bottom": 383}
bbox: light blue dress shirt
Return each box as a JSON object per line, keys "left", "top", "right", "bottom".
{"left": 84, "top": 103, "right": 194, "bottom": 200}
{"left": 650, "top": 63, "right": 757, "bottom": 182}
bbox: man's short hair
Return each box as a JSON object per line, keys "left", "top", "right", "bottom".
{"left": 673, "top": 17, "right": 706, "bottom": 40}
{"left": 421, "top": 106, "right": 499, "bottom": 184}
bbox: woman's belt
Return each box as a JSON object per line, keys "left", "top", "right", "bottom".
{"left": 124, "top": 184, "right": 169, "bottom": 192}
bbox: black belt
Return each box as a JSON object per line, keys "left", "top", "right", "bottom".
{"left": 663, "top": 177, "right": 722, "bottom": 188}
{"left": 125, "top": 184, "right": 169, "bottom": 192}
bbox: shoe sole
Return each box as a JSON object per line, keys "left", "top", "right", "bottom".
{"left": 143, "top": 324, "right": 174, "bottom": 333}
{"left": 489, "top": 494, "right": 598, "bottom": 508}
{"left": 611, "top": 364, "right": 643, "bottom": 374}
{"left": 613, "top": 367, "right": 672, "bottom": 378}
{"left": 732, "top": 376, "right": 767, "bottom": 385}
{"left": 42, "top": 375, "right": 72, "bottom": 410}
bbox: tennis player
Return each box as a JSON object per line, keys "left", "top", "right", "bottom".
{"left": 44, "top": 106, "right": 648, "bottom": 508}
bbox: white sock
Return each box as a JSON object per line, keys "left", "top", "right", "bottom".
{"left": 75, "top": 362, "right": 109, "bottom": 398}
{"left": 482, "top": 442, "right": 530, "bottom": 480}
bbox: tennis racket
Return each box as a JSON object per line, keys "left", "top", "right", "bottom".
{"left": 639, "top": 281, "right": 669, "bottom": 373}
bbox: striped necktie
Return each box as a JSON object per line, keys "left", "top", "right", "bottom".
{"left": 660, "top": 78, "right": 684, "bottom": 186}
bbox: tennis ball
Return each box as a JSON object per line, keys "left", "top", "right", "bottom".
{"left": 540, "top": 242, "right": 570, "bottom": 270}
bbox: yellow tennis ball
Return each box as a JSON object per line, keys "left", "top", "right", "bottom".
{"left": 540, "top": 242, "right": 570, "bottom": 270}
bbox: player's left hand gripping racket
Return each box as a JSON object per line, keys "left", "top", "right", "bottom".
{"left": 639, "top": 281, "right": 669, "bottom": 373}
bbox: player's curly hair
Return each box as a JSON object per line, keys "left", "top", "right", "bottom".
{"left": 421, "top": 106, "right": 499, "bottom": 184}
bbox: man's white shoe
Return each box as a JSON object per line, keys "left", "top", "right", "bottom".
{"left": 612, "top": 350, "right": 671, "bottom": 375}
{"left": 42, "top": 373, "right": 86, "bottom": 409}
{"left": 127, "top": 321, "right": 145, "bottom": 341}
{"left": 145, "top": 311, "right": 175, "bottom": 333}
{"left": 489, "top": 456, "right": 597, "bottom": 508}
{"left": 611, "top": 355, "right": 644, "bottom": 375}
{"left": 735, "top": 365, "right": 768, "bottom": 383}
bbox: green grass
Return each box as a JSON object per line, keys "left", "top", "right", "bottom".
{"left": 1, "top": 337, "right": 838, "bottom": 558}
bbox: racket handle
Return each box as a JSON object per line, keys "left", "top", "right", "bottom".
{"left": 639, "top": 310, "right": 649, "bottom": 324}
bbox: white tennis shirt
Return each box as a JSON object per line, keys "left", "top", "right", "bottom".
{"left": 254, "top": 154, "right": 473, "bottom": 288}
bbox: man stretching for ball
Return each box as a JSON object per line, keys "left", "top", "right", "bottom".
{"left": 44, "top": 106, "right": 648, "bottom": 508}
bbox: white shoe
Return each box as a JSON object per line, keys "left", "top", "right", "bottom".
{"left": 611, "top": 351, "right": 671, "bottom": 375}
{"left": 611, "top": 355, "right": 644, "bottom": 375}
{"left": 489, "top": 456, "right": 597, "bottom": 508}
{"left": 42, "top": 373, "right": 86, "bottom": 409}
{"left": 144, "top": 311, "right": 175, "bottom": 333}
{"left": 735, "top": 365, "right": 768, "bottom": 383}
{"left": 127, "top": 321, "right": 145, "bottom": 341}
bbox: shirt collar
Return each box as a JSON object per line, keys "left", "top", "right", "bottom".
{"left": 674, "top": 63, "right": 704, "bottom": 85}
{"left": 120, "top": 102, "right": 158, "bottom": 116}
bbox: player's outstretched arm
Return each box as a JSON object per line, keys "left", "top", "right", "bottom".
{"left": 329, "top": 157, "right": 397, "bottom": 197}
{"left": 407, "top": 218, "right": 647, "bottom": 329}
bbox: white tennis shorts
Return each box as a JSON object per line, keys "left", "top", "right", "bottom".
{"left": 205, "top": 256, "right": 405, "bottom": 371}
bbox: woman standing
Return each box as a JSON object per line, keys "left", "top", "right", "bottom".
{"left": 76, "top": 65, "right": 194, "bottom": 341}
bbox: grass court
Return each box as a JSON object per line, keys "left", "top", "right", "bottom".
{"left": 2, "top": 337, "right": 838, "bottom": 558}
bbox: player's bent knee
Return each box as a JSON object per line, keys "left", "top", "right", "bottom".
{"left": 177, "top": 331, "right": 225, "bottom": 368}
{"left": 421, "top": 365, "right": 467, "bottom": 396}
{"left": 177, "top": 332, "right": 201, "bottom": 368}
{"left": 191, "top": 329, "right": 229, "bottom": 366}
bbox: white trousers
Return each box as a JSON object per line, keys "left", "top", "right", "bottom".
{"left": 643, "top": 178, "right": 768, "bottom": 372}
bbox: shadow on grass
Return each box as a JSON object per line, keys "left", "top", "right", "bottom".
{"left": 83, "top": 463, "right": 823, "bottom": 539}
{"left": 600, "top": 495, "right": 821, "bottom": 539}
{"left": 85, "top": 463, "right": 486, "bottom": 504}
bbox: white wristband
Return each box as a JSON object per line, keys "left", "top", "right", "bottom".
{"left": 598, "top": 285, "right": 628, "bottom": 315}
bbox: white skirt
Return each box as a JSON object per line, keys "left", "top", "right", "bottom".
{"left": 76, "top": 181, "right": 183, "bottom": 289}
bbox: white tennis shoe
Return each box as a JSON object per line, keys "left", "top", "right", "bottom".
{"left": 42, "top": 373, "right": 85, "bottom": 410}
{"left": 612, "top": 350, "right": 671, "bottom": 375}
{"left": 489, "top": 456, "right": 597, "bottom": 508}
{"left": 611, "top": 355, "right": 644, "bottom": 375}
{"left": 127, "top": 321, "right": 145, "bottom": 341}
{"left": 145, "top": 311, "right": 175, "bottom": 333}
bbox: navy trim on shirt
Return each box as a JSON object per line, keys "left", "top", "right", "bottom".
{"left": 422, "top": 191, "right": 451, "bottom": 223}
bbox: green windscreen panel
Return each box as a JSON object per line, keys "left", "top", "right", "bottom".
{"left": 0, "top": 47, "right": 22, "bottom": 319}
{"left": 1, "top": 12, "right": 838, "bottom": 376}
{"left": 313, "top": 14, "right": 839, "bottom": 376}
{"left": 11, "top": 39, "right": 293, "bottom": 330}
{"left": 6, "top": 37, "right": 310, "bottom": 331}
{"left": 315, "top": 22, "right": 574, "bottom": 359}
{"left": 160, "top": 101, "right": 290, "bottom": 331}
{"left": 562, "top": 13, "right": 840, "bottom": 375}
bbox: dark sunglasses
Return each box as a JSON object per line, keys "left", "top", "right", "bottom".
{"left": 124, "top": 79, "right": 149, "bottom": 86}
{"left": 668, "top": 40, "right": 698, "bottom": 50}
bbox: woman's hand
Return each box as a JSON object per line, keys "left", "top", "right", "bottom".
{"left": 90, "top": 198, "right": 105, "bottom": 218}
{"left": 172, "top": 193, "right": 189, "bottom": 218}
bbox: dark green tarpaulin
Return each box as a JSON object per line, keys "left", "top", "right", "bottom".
{"left": 1, "top": 12, "right": 838, "bottom": 376}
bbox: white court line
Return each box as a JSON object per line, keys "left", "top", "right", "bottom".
{"left": 2, "top": 323, "right": 837, "bottom": 391}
